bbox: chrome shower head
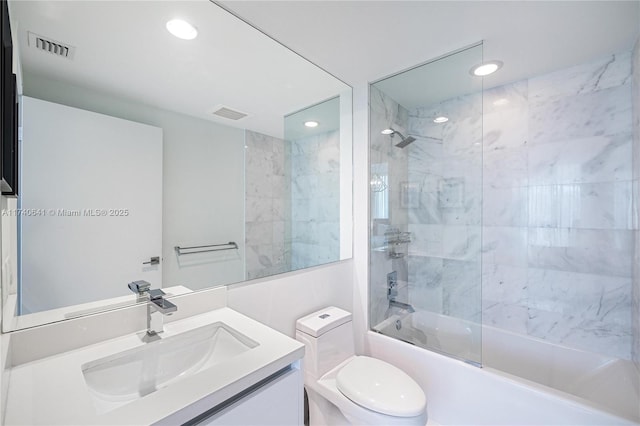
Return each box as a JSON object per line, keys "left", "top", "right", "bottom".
{"left": 382, "top": 128, "right": 416, "bottom": 148}
{"left": 395, "top": 134, "right": 416, "bottom": 148}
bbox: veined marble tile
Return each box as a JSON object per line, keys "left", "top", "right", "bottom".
{"left": 483, "top": 145, "right": 528, "bottom": 188}
{"left": 291, "top": 135, "right": 319, "bottom": 156}
{"left": 246, "top": 243, "right": 285, "bottom": 280}
{"left": 317, "top": 145, "right": 341, "bottom": 174}
{"left": 529, "top": 83, "right": 632, "bottom": 145}
{"left": 528, "top": 133, "right": 632, "bottom": 185}
{"left": 292, "top": 174, "right": 318, "bottom": 200}
{"left": 292, "top": 153, "right": 320, "bottom": 176}
{"left": 525, "top": 302, "right": 632, "bottom": 360}
{"left": 272, "top": 152, "right": 285, "bottom": 176}
{"left": 440, "top": 150, "right": 482, "bottom": 181}
{"left": 317, "top": 172, "right": 340, "bottom": 198}
{"left": 245, "top": 130, "right": 275, "bottom": 152}
{"left": 245, "top": 169, "right": 274, "bottom": 198}
{"left": 408, "top": 115, "right": 445, "bottom": 143}
{"left": 481, "top": 302, "right": 529, "bottom": 334}
{"left": 245, "top": 196, "right": 273, "bottom": 223}
{"left": 441, "top": 182, "right": 482, "bottom": 226}
{"left": 270, "top": 175, "right": 288, "bottom": 200}
{"left": 272, "top": 220, "right": 286, "bottom": 247}
{"left": 245, "top": 221, "right": 274, "bottom": 246}
{"left": 483, "top": 106, "right": 529, "bottom": 152}
{"left": 370, "top": 85, "right": 409, "bottom": 134}
{"left": 483, "top": 186, "right": 528, "bottom": 227}
{"left": 442, "top": 225, "right": 481, "bottom": 261}
{"left": 408, "top": 223, "right": 443, "bottom": 257}
{"left": 442, "top": 259, "right": 482, "bottom": 322}
{"left": 293, "top": 196, "right": 339, "bottom": 223}
{"left": 633, "top": 36, "right": 640, "bottom": 366}
{"left": 482, "top": 226, "right": 528, "bottom": 267}
{"left": 526, "top": 268, "right": 631, "bottom": 320}
{"left": 529, "top": 51, "right": 632, "bottom": 103}
{"left": 528, "top": 227, "right": 634, "bottom": 277}
{"left": 440, "top": 92, "right": 482, "bottom": 122}
{"left": 408, "top": 256, "right": 443, "bottom": 313}
{"left": 408, "top": 189, "right": 441, "bottom": 225}
{"left": 411, "top": 103, "right": 443, "bottom": 120}
{"left": 483, "top": 80, "right": 529, "bottom": 115}
{"left": 442, "top": 114, "right": 482, "bottom": 157}
{"left": 370, "top": 249, "right": 395, "bottom": 325}
{"left": 411, "top": 172, "right": 442, "bottom": 195}
{"left": 527, "top": 182, "right": 634, "bottom": 230}
{"left": 408, "top": 137, "right": 443, "bottom": 174}
{"left": 482, "top": 263, "right": 528, "bottom": 305}
{"left": 634, "top": 229, "right": 640, "bottom": 364}
{"left": 245, "top": 147, "right": 273, "bottom": 173}
{"left": 316, "top": 221, "right": 340, "bottom": 244}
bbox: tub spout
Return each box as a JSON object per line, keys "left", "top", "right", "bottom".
{"left": 389, "top": 300, "right": 415, "bottom": 313}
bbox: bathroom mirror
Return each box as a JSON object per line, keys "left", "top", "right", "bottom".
{"left": 0, "top": 0, "right": 352, "bottom": 331}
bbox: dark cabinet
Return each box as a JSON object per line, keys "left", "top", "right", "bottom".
{"left": 1, "top": 0, "right": 17, "bottom": 196}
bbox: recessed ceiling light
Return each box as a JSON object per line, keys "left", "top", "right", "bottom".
{"left": 433, "top": 116, "right": 449, "bottom": 124}
{"left": 470, "top": 60, "right": 503, "bottom": 77}
{"left": 493, "top": 98, "right": 510, "bottom": 106}
{"left": 166, "top": 19, "right": 198, "bottom": 40}
{"left": 304, "top": 121, "right": 319, "bottom": 128}
{"left": 381, "top": 128, "right": 394, "bottom": 135}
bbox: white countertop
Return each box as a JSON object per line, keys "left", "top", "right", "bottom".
{"left": 4, "top": 285, "right": 194, "bottom": 331}
{"left": 4, "top": 307, "right": 305, "bottom": 425}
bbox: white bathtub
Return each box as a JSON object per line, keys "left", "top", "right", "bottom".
{"left": 372, "top": 310, "right": 640, "bottom": 425}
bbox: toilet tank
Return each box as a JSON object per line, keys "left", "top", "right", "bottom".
{"left": 296, "top": 307, "right": 354, "bottom": 379}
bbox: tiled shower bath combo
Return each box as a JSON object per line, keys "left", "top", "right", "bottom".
{"left": 370, "top": 42, "right": 640, "bottom": 421}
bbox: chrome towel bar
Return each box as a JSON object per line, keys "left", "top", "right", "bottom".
{"left": 174, "top": 242, "right": 238, "bottom": 255}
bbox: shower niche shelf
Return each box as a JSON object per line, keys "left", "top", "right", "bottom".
{"left": 383, "top": 228, "right": 412, "bottom": 259}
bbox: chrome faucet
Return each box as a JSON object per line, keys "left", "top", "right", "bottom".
{"left": 389, "top": 299, "right": 416, "bottom": 313}
{"left": 386, "top": 271, "right": 415, "bottom": 313}
{"left": 128, "top": 280, "right": 177, "bottom": 336}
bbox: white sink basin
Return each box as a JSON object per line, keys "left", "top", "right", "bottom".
{"left": 82, "top": 322, "right": 258, "bottom": 414}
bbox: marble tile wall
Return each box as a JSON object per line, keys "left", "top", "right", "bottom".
{"left": 369, "top": 85, "right": 410, "bottom": 326}
{"left": 400, "top": 51, "right": 634, "bottom": 359}
{"left": 406, "top": 91, "right": 483, "bottom": 324}
{"left": 632, "top": 36, "right": 640, "bottom": 368}
{"left": 244, "top": 130, "right": 291, "bottom": 280}
{"left": 290, "top": 130, "right": 341, "bottom": 270}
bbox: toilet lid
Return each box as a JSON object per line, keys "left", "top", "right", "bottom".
{"left": 335, "top": 356, "right": 426, "bottom": 417}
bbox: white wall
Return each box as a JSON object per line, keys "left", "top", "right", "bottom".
{"left": 22, "top": 73, "right": 246, "bottom": 291}
{"left": 227, "top": 260, "right": 353, "bottom": 337}
{"left": 20, "top": 97, "right": 163, "bottom": 312}
{"left": 352, "top": 83, "right": 369, "bottom": 355}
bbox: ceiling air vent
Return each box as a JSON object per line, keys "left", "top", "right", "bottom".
{"left": 28, "top": 32, "right": 75, "bottom": 59}
{"left": 211, "top": 106, "right": 249, "bottom": 121}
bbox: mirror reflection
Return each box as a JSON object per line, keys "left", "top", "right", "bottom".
{"left": 1, "top": 0, "right": 352, "bottom": 331}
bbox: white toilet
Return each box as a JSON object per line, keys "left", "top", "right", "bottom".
{"left": 296, "top": 307, "right": 427, "bottom": 425}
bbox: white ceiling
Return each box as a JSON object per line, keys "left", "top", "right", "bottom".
{"left": 10, "top": 1, "right": 640, "bottom": 135}
{"left": 222, "top": 0, "right": 640, "bottom": 102}
{"left": 372, "top": 43, "right": 484, "bottom": 110}
{"left": 9, "top": 0, "right": 348, "bottom": 139}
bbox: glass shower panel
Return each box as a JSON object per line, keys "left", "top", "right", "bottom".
{"left": 369, "top": 44, "right": 483, "bottom": 365}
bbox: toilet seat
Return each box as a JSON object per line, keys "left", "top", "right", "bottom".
{"left": 335, "top": 356, "right": 426, "bottom": 417}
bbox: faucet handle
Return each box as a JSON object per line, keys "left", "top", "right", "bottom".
{"left": 148, "top": 288, "right": 166, "bottom": 300}
{"left": 128, "top": 280, "right": 151, "bottom": 294}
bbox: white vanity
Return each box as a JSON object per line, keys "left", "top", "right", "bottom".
{"left": 2, "top": 289, "right": 305, "bottom": 425}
